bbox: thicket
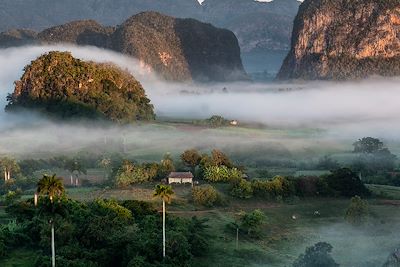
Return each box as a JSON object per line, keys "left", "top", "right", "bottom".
{"left": 1, "top": 198, "right": 210, "bottom": 266}
{"left": 192, "top": 184, "right": 223, "bottom": 207}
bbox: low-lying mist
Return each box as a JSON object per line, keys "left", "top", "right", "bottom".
{"left": 1, "top": 45, "right": 400, "bottom": 266}
{"left": 307, "top": 220, "right": 400, "bottom": 266}
{"left": 0, "top": 45, "right": 399, "bottom": 158}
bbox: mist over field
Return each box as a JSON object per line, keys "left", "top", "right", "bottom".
{"left": 1, "top": 46, "right": 400, "bottom": 266}
{"left": 0, "top": 45, "right": 399, "bottom": 158}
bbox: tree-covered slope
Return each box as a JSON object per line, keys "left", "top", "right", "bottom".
{"left": 6, "top": 51, "right": 155, "bottom": 123}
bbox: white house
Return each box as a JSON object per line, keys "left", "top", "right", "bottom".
{"left": 168, "top": 172, "right": 194, "bottom": 185}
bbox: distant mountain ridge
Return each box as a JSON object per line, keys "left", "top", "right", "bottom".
{"left": 2, "top": 12, "right": 248, "bottom": 82}
{"left": 0, "top": 0, "right": 300, "bottom": 54}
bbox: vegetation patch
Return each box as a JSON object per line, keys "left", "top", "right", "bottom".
{"left": 6, "top": 51, "right": 155, "bottom": 123}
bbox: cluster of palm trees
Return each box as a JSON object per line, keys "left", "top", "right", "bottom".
{"left": 35, "top": 174, "right": 175, "bottom": 266}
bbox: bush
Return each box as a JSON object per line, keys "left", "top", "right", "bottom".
{"left": 113, "top": 160, "right": 158, "bottom": 187}
{"left": 251, "top": 176, "right": 294, "bottom": 199}
{"left": 196, "top": 115, "right": 230, "bottom": 127}
{"left": 192, "top": 185, "right": 222, "bottom": 207}
{"left": 294, "top": 176, "right": 331, "bottom": 197}
{"left": 239, "top": 209, "right": 266, "bottom": 237}
{"left": 203, "top": 165, "right": 242, "bottom": 183}
{"left": 230, "top": 179, "right": 253, "bottom": 199}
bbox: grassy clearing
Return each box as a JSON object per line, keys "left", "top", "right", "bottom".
{"left": 367, "top": 184, "right": 400, "bottom": 200}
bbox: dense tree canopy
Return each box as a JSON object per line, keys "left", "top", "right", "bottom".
{"left": 181, "top": 149, "right": 202, "bottom": 174}
{"left": 293, "top": 242, "right": 339, "bottom": 267}
{"left": 2, "top": 198, "right": 209, "bottom": 267}
{"left": 6, "top": 51, "right": 155, "bottom": 123}
{"left": 325, "top": 168, "right": 370, "bottom": 197}
{"left": 353, "top": 137, "right": 384, "bottom": 154}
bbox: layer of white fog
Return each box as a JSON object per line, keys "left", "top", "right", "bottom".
{"left": 1, "top": 45, "right": 400, "bottom": 265}
{"left": 0, "top": 45, "right": 399, "bottom": 156}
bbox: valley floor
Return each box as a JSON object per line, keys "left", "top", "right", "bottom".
{"left": 1, "top": 184, "right": 399, "bottom": 267}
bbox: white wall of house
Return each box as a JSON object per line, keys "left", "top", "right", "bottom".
{"left": 168, "top": 177, "right": 193, "bottom": 184}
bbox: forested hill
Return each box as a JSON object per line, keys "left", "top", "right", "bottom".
{"left": 6, "top": 51, "right": 155, "bottom": 123}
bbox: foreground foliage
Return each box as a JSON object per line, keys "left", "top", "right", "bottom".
{"left": 293, "top": 242, "right": 339, "bottom": 267}
{"left": 1, "top": 197, "right": 209, "bottom": 267}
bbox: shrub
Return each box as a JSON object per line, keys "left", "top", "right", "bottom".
{"left": 203, "top": 165, "right": 242, "bottom": 182}
{"left": 192, "top": 184, "right": 222, "bottom": 207}
{"left": 114, "top": 160, "right": 158, "bottom": 187}
{"left": 294, "top": 176, "right": 331, "bottom": 197}
{"left": 239, "top": 209, "right": 266, "bottom": 237}
{"left": 230, "top": 179, "right": 253, "bottom": 199}
{"left": 251, "top": 176, "right": 294, "bottom": 199}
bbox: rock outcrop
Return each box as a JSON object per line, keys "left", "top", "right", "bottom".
{"left": 277, "top": 0, "right": 400, "bottom": 80}
{"left": 0, "top": 0, "right": 300, "bottom": 54}
{"left": 3, "top": 12, "right": 248, "bottom": 82}
{"left": 6, "top": 51, "right": 155, "bottom": 123}
{"left": 37, "top": 20, "right": 115, "bottom": 48}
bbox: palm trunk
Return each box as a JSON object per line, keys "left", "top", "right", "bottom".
{"left": 34, "top": 193, "right": 38, "bottom": 207}
{"left": 236, "top": 227, "right": 239, "bottom": 250}
{"left": 70, "top": 175, "right": 73, "bottom": 185}
{"left": 7, "top": 171, "right": 10, "bottom": 180}
{"left": 4, "top": 170, "right": 6, "bottom": 181}
{"left": 163, "top": 200, "right": 166, "bottom": 258}
{"left": 51, "top": 221, "right": 55, "bottom": 267}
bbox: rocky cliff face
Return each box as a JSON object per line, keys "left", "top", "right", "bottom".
{"left": 38, "top": 20, "right": 115, "bottom": 47}
{"left": 7, "top": 12, "right": 248, "bottom": 82}
{"left": 0, "top": 0, "right": 300, "bottom": 55}
{"left": 277, "top": 0, "right": 400, "bottom": 80}
{"left": 111, "top": 12, "right": 192, "bottom": 81}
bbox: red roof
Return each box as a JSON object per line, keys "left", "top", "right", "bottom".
{"left": 168, "top": 172, "right": 193, "bottom": 178}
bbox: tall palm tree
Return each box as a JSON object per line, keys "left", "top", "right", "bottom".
{"left": 37, "top": 174, "right": 65, "bottom": 267}
{"left": 37, "top": 174, "right": 65, "bottom": 203}
{"left": 153, "top": 184, "right": 174, "bottom": 258}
